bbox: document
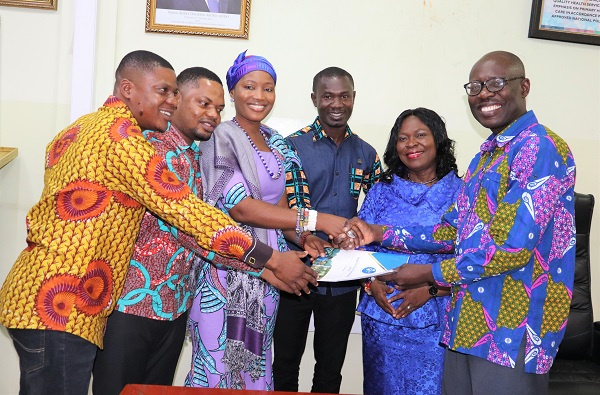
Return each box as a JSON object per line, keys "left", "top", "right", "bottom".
{"left": 312, "top": 248, "right": 410, "bottom": 282}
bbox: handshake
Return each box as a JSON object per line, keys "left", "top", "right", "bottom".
{"left": 331, "top": 217, "right": 385, "bottom": 250}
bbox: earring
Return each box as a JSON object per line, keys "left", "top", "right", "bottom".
{"left": 230, "top": 97, "right": 234, "bottom": 102}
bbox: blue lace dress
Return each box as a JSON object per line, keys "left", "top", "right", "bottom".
{"left": 357, "top": 172, "right": 462, "bottom": 395}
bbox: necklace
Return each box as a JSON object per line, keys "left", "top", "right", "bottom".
{"left": 233, "top": 117, "right": 283, "bottom": 179}
{"left": 407, "top": 174, "right": 438, "bottom": 185}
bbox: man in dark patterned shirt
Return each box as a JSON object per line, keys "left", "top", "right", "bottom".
{"left": 273, "top": 67, "right": 381, "bottom": 393}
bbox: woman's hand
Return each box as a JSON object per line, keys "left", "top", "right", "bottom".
{"left": 369, "top": 280, "right": 395, "bottom": 316}
{"left": 316, "top": 213, "right": 347, "bottom": 240}
{"left": 303, "top": 235, "right": 331, "bottom": 259}
{"left": 334, "top": 217, "right": 384, "bottom": 249}
{"left": 389, "top": 285, "right": 431, "bottom": 319}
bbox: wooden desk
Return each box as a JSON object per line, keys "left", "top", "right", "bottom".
{"left": 120, "top": 384, "right": 348, "bottom": 395}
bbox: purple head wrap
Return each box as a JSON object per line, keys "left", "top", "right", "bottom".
{"left": 226, "top": 50, "right": 277, "bottom": 92}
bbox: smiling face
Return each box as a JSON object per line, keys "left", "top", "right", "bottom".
{"left": 467, "top": 53, "right": 530, "bottom": 135}
{"left": 396, "top": 115, "right": 437, "bottom": 176}
{"left": 172, "top": 78, "right": 225, "bottom": 144}
{"left": 230, "top": 70, "right": 275, "bottom": 127}
{"left": 312, "top": 75, "right": 355, "bottom": 132}
{"left": 124, "top": 66, "right": 179, "bottom": 132}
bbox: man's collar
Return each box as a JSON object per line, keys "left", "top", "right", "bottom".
{"left": 480, "top": 110, "right": 537, "bottom": 153}
{"left": 310, "top": 117, "right": 353, "bottom": 142}
{"left": 103, "top": 96, "right": 140, "bottom": 127}
{"left": 156, "top": 123, "right": 200, "bottom": 153}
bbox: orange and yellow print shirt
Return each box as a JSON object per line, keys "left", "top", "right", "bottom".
{"left": 0, "top": 97, "right": 261, "bottom": 347}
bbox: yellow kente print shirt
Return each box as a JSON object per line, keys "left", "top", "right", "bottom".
{"left": 0, "top": 97, "right": 268, "bottom": 347}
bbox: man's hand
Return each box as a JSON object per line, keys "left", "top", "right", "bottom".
{"left": 304, "top": 235, "right": 331, "bottom": 259}
{"left": 265, "top": 250, "right": 318, "bottom": 296}
{"left": 334, "top": 217, "right": 384, "bottom": 249}
{"left": 333, "top": 231, "right": 357, "bottom": 250}
{"left": 378, "top": 264, "right": 435, "bottom": 288}
{"left": 260, "top": 268, "right": 294, "bottom": 293}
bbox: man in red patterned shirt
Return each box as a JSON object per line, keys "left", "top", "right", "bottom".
{"left": 93, "top": 66, "right": 298, "bottom": 394}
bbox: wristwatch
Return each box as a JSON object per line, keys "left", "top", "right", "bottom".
{"left": 428, "top": 284, "right": 439, "bottom": 297}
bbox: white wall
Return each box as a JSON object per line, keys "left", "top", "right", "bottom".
{"left": 0, "top": 4, "right": 74, "bottom": 395}
{"left": 1, "top": 1, "right": 599, "bottom": 394}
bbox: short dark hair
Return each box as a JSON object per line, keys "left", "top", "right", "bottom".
{"left": 115, "top": 50, "right": 173, "bottom": 81}
{"left": 177, "top": 67, "right": 223, "bottom": 89}
{"left": 381, "top": 107, "right": 459, "bottom": 183}
{"left": 312, "top": 67, "right": 354, "bottom": 93}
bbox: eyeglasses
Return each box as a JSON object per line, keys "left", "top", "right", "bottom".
{"left": 463, "top": 76, "right": 525, "bottom": 96}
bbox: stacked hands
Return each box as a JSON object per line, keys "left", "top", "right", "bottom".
{"left": 263, "top": 212, "right": 348, "bottom": 296}
{"left": 333, "top": 216, "right": 381, "bottom": 249}
{"left": 276, "top": 214, "right": 443, "bottom": 320}
{"left": 332, "top": 217, "right": 442, "bottom": 319}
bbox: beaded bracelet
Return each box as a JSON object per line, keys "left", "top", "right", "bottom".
{"left": 363, "top": 281, "right": 372, "bottom": 296}
{"left": 298, "top": 231, "right": 311, "bottom": 249}
{"left": 363, "top": 277, "right": 376, "bottom": 296}
{"left": 295, "top": 207, "right": 304, "bottom": 244}
{"left": 301, "top": 208, "right": 310, "bottom": 231}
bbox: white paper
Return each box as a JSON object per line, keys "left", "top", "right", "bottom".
{"left": 313, "top": 248, "right": 410, "bottom": 282}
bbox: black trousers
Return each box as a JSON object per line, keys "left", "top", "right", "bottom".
{"left": 92, "top": 310, "right": 188, "bottom": 395}
{"left": 273, "top": 288, "right": 357, "bottom": 393}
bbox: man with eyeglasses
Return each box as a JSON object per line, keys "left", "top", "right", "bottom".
{"left": 338, "top": 51, "right": 575, "bottom": 394}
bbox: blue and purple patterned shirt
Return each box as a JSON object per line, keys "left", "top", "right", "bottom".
{"left": 381, "top": 111, "right": 576, "bottom": 374}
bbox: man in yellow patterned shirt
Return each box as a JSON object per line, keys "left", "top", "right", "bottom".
{"left": 0, "top": 50, "right": 316, "bottom": 395}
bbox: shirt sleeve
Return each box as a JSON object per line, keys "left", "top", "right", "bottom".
{"left": 284, "top": 138, "right": 312, "bottom": 209}
{"left": 106, "top": 134, "right": 273, "bottom": 269}
{"left": 379, "top": 205, "right": 458, "bottom": 255}
{"left": 156, "top": 218, "right": 263, "bottom": 276}
{"left": 362, "top": 153, "right": 382, "bottom": 194}
{"left": 433, "top": 133, "right": 575, "bottom": 286}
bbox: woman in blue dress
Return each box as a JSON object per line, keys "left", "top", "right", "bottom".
{"left": 357, "top": 108, "right": 462, "bottom": 394}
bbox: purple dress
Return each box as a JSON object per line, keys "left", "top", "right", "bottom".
{"left": 185, "top": 122, "right": 294, "bottom": 390}
{"left": 357, "top": 172, "right": 462, "bottom": 395}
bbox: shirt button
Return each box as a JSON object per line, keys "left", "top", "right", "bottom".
{"left": 335, "top": 171, "right": 340, "bottom": 176}
{"left": 333, "top": 192, "right": 337, "bottom": 196}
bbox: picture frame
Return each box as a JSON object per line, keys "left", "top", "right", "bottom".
{"left": 0, "top": 0, "right": 57, "bottom": 9}
{"left": 528, "top": 0, "right": 600, "bottom": 46}
{"left": 146, "top": 0, "right": 251, "bottom": 39}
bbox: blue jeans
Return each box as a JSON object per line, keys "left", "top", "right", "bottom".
{"left": 8, "top": 328, "right": 97, "bottom": 395}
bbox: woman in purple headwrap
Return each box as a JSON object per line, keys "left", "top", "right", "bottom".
{"left": 184, "top": 51, "right": 345, "bottom": 390}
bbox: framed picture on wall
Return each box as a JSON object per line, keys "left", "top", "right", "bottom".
{"left": 0, "top": 0, "right": 57, "bottom": 9}
{"left": 146, "top": 0, "right": 251, "bottom": 39}
{"left": 529, "top": 0, "right": 600, "bottom": 46}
